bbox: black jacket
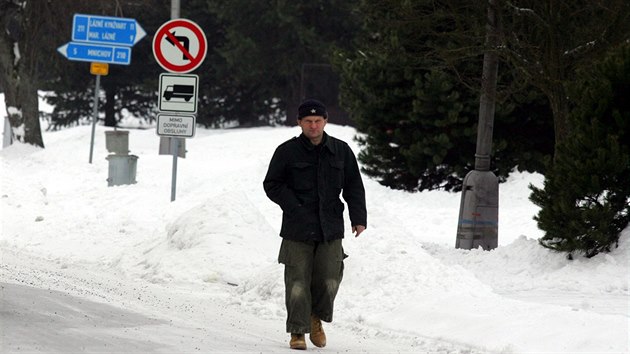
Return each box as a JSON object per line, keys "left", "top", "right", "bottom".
{"left": 263, "top": 132, "right": 367, "bottom": 241}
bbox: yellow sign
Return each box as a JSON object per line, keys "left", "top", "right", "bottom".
{"left": 90, "top": 62, "right": 109, "bottom": 76}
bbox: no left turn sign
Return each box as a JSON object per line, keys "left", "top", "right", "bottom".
{"left": 153, "top": 19, "right": 207, "bottom": 73}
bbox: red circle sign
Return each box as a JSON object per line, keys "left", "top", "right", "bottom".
{"left": 153, "top": 19, "right": 207, "bottom": 73}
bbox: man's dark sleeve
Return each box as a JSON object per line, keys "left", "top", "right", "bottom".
{"left": 342, "top": 146, "right": 367, "bottom": 227}
{"left": 263, "top": 146, "right": 301, "bottom": 214}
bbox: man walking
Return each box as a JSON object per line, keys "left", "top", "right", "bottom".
{"left": 263, "top": 99, "right": 367, "bottom": 350}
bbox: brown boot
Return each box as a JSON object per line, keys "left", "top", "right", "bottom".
{"left": 309, "top": 314, "right": 326, "bottom": 348}
{"left": 290, "top": 334, "right": 307, "bottom": 350}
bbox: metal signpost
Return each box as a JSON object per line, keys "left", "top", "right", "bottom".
{"left": 152, "top": 18, "right": 207, "bottom": 201}
{"left": 57, "top": 14, "right": 146, "bottom": 163}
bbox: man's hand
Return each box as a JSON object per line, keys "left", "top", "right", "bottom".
{"left": 352, "top": 225, "right": 366, "bottom": 237}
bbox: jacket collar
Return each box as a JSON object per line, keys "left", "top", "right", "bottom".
{"left": 298, "top": 132, "right": 335, "bottom": 154}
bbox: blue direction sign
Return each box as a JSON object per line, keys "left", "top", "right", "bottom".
{"left": 57, "top": 42, "right": 131, "bottom": 65}
{"left": 72, "top": 14, "right": 145, "bottom": 47}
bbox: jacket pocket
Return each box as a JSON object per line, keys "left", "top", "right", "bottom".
{"left": 329, "top": 160, "right": 344, "bottom": 188}
{"left": 290, "top": 162, "right": 314, "bottom": 190}
{"left": 278, "top": 239, "right": 291, "bottom": 264}
{"left": 278, "top": 239, "right": 310, "bottom": 265}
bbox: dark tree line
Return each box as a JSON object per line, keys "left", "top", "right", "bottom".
{"left": 4, "top": 0, "right": 359, "bottom": 134}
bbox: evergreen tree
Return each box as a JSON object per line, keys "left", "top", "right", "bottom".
{"left": 205, "top": 0, "right": 359, "bottom": 126}
{"left": 499, "top": 0, "right": 630, "bottom": 157}
{"left": 530, "top": 47, "right": 630, "bottom": 258}
{"left": 340, "top": 49, "right": 480, "bottom": 191}
{"left": 336, "top": 0, "right": 553, "bottom": 191}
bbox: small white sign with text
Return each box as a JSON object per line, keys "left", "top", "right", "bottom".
{"left": 156, "top": 114, "right": 196, "bottom": 138}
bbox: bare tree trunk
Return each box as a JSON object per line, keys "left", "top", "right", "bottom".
{"left": 0, "top": 0, "right": 44, "bottom": 148}
{"left": 1, "top": 70, "right": 41, "bottom": 147}
{"left": 104, "top": 87, "right": 117, "bottom": 127}
{"left": 545, "top": 84, "right": 570, "bottom": 159}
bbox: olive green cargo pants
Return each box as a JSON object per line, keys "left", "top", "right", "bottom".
{"left": 278, "top": 239, "right": 345, "bottom": 334}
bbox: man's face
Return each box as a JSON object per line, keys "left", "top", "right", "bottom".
{"left": 298, "top": 115, "right": 327, "bottom": 143}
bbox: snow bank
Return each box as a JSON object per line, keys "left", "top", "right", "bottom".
{"left": 1, "top": 107, "right": 628, "bottom": 352}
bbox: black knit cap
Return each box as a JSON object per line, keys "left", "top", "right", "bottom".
{"left": 297, "top": 99, "right": 328, "bottom": 119}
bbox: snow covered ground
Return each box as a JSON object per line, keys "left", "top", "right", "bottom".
{"left": 1, "top": 98, "right": 629, "bottom": 353}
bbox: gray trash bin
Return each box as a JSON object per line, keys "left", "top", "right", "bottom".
{"left": 106, "top": 154, "right": 138, "bottom": 186}
{"left": 105, "top": 130, "right": 129, "bottom": 155}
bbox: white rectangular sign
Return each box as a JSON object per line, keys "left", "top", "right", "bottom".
{"left": 158, "top": 73, "right": 198, "bottom": 114}
{"left": 157, "top": 114, "right": 196, "bottom": 138}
